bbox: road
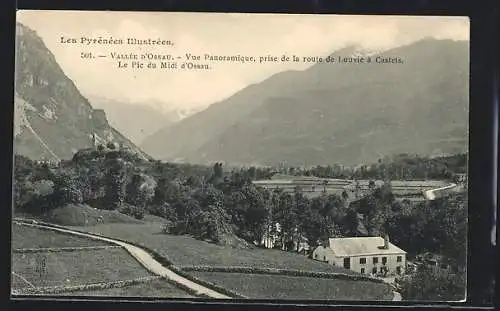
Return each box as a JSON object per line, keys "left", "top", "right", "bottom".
{"left": 13, "top": 220, "right": 231, "bottom": 299}
{"left": 423, "top": 183, "right": 457, "bottom": 200}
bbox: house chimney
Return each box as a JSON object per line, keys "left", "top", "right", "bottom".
{"left": 383, "top": 234, "right": 390, "bottom": 250}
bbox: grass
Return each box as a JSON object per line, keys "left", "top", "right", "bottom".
{"left": 63, "top": 279, "right": 195, "bottom": 298}
{"left": 70, "top": 222, "right": 357, "bottom": 274}
{"left": 189, "top": 272, "right": 393, "bottom": 300}
{"left": 11, "top": 248, "right": 153, "bottom": 289}
{"left": 13, "top": 217, "right": 392, "bottom": 300}
{"left": 12, "top": 223, "right": 110, "bottom": 249}
{"left": 37, "top": 203, "right": 143, "bottom": 226}
{"left": 16, "top": 204, "right": 166, "bottom": 227}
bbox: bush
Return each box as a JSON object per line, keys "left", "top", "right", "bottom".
{"left": 15, "top": 276, "right": 162, "bottom": 295}
{"left": 106, "top": 142, "right": 117, "bottom": 150}
{"left": 178, "top": 265, "right": 385, "bottom": 283}
{"left": 51, "top": 170, "right": 84, "bottom": 205}
{"left": 119, "top": 203, "right": 145, "bottom": 220}
{"left": 57, "top": 186, "right": 83, "bottom": 204}
{"left": 398, "top": 267, "right": 466, "bottom": 301}
{"left": 161, "top": 221, "right": 175, "bottom": 234}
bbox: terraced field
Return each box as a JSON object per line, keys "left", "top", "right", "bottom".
{"left": 254, "top": 177, "right": 453, "bottom": 200}
{"left": 12, "top": 219, "right": 394, "bottom": 300}
{"left": 11, "top": 223, "right": 195, "bottom": 298}
{"left": 64, "top": 279, "right": 195, "bottom": 298}
{"left": 356, "top": 180, "right": 449, "bottom": 196}
{"left": 71, "top": 222, "right": 356, "bottom": 273}
{"left": 12, "top": 223, "right": 110, "bottom": 249}
{"left": 189, "top": 272, "right": 393, "bottom": 300}
{"left": 12, "top": 248, "right": 153, "bottom": 288}
{"left": 254, "top": 176, "right": 449, "bottom": 198}
{"left": 68, "top": 221, "right": 394, "bottom": 300}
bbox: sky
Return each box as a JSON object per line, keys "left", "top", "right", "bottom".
{"left": 17, "top": 11, "right": 469, "bottom": 113}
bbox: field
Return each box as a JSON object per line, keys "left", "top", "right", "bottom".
{"left": 11, "top": 223, "right": 195, "bottom": 298}
{"left": 64, "top": 279, "right": 195, "bottom": 298}
{"left": 71, "top": 222, "right": 357, "bottom": 274}
{"left": 189, "top": 272, "right": 393, "bottom": 300}
{"left": 12, "top": 213, "right": 393, "bottom": 300}
{"left": 12, "top": 223, "right": 110, "bottom": 249}
{"left": 11, "top": 248, "right": 153, "bottom": 288}
{"left": 255, "top": 177, "right": 451, "bottom": 199}
{"left": 66, "top": 221, "right": 394, "bottom": 300}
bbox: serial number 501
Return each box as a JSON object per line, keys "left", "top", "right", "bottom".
{"left": 81, "top": 52, "right": 94, "bottom": 59}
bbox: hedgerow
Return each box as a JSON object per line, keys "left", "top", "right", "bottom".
{"left": 14, "top": 276, "right": 162, "bottom": 295}
{"left": 13, "top": 246, "right": 123, "bottom": 253}
{"left": 178, "top": 265, "right": 385, "bottom": 283}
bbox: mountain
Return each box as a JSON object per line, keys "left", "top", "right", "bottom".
{"left": 140, "top": 38, "right": 469, "bottom": 167}
{"left": 84, "top": 95, "right": 194, "bottom": 145}
{"left": 14, "top": 23, "right": 151, "bottom": 161}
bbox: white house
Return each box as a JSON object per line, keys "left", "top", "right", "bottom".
{"left": 312, "top": 235, "right": 407, "bottom": 276}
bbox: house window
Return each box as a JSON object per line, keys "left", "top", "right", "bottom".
{"left": 372, "top": 267, "right": 377, "bottom": 274}
{"left": 323, "top": 256, "right": 326, "bottom": 261}
{"left": 396, "top": 266, "right": 402, "bottom": 275}
{"left": 373, "top": 257, "right": 379, "bottom": 264}
{"left": 360, "top": 258, "right": 367, "bottom": 264}
{"left": 397, "top": 256, "right": 402, "bottom": 262}
{"left": 343, "top": 258, "right": 351, "bottom": 269}
{"left": 361, "top": 268, "right": 365, "bottom": 274}
{"left": 382, "top": 257, "right": 387, "bottom": 264}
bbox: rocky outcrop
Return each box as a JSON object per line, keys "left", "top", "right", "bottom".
{"left": 91, "top": 109, "right": 109, "bottom": 130}
{"left": 14, "top": 23, "right": 151, "bottom": 161}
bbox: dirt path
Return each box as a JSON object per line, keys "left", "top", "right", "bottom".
{"left": 423, "top": 183, "right": 457, "bottom": 200}
{"left": 13, "top": 220, "right": 231, "bottom": 299}
{"left": 392, "top": 291, "right": 402, "bottom": 301}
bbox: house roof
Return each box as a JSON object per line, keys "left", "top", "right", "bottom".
{"left": 328, "top": 237, "right": 406, "bottom": 257}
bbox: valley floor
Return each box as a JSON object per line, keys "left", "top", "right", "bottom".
{"left": 11, "top": 218, "right": 394, "bottom": 301}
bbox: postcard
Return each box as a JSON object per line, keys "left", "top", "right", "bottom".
{"left": 12, "top": 10, "right": 469, "bottom": 302}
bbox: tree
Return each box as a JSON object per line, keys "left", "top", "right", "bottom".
{"left": 368, "top": 179, "right": 376, "bottom": 190}
{"left": 126, "top": 174, "right": 147, "bottom": 207}
{"left": 104, "top": 157, "right": 126, "bottom": 210}
{"left": 189, "top": 204, "right": 232, "bottom": 243}
{"left": 321, "top": 194, "right": 345, "bottom": 223}
{"left": 341, "top": 190, "right": 349, "bottom": 201}
{"left": 274, "top": 191, "right": 299, "bottom": 250}
{"left": 301, "top": 208, "right": 329, "bottom": 248}
{"left": 180, "top": 185, "right": 233, "bottom": 242}
{"left": 86, "top": 163, "right": 105, "bottom": 200}
{"left": 14, "top": 180, "right": 37, "bottom": 212}
{"left": 106, "top": 142, "right": 116, "bottom": 150}
{"left": 52, "top": 170, "right": 83, "bottom": 206}
{"left": 224, "top": 185, "right": 270, "bottom": 244}
{"left": 209, "top": 162, "right": 224, "bottom": 185}
{"left": 398, "top": 267, "right": 466, "bottom": 301}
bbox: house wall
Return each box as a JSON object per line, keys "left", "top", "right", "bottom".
{"left": 312, "top": 246, "right": 336, "bottom": 264}
{"left": 338, "top": 253, "right": 407, "bottom": 276}
{"left": 312, "top": 247, "right": 407, "bottom": 276}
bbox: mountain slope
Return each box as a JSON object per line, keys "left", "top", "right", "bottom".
{"left": 141, "top": 39, "right": 468, "bottom": 166}
{"left": 140, "top": 68, "right": 308, "bottom": 161}
{"left": 85, "top": 95, "right": 187, "bottom": 145}
{"left": 14, "top": 23, "right": 151, "bottom": 161}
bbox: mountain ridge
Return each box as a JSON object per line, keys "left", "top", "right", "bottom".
{"left": 141, "top": 38, "right": 469, "bottom": 166}
{"left": 14, "top": 22, "right": 151, "bottom": 161}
